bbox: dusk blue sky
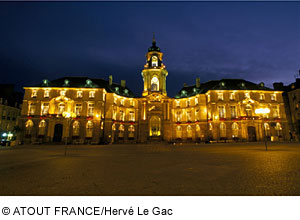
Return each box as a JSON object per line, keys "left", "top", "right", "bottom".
{"left": 1, "top": 2, "right": 300, "bottom": 96}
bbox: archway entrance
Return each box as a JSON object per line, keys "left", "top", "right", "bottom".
{"left": 53, "top": 124, "right": 63, "bottom": 142}
{"left": 149, "top": 116, "right": 161, "bottom": 137}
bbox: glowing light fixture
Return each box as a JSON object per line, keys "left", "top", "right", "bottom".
{"left": 255, "top": 108, "right": 270, "bottom": 114}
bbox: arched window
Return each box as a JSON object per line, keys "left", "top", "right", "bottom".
{"left": 187, "top": 125, "right": 192, "bottom": 139}
{"left": 128, "top": 125, "right": 135, "bottom": 138}
{"left": 151, "top": 76, "right": 159, "bottom": 91}
{"left": 73, "top": 121, "right": 80, "bottom": 136}
{"left": 28, "top": 103, "right": 36, "bottom": 115}
{"left": 220, "top": 123, "right": 226, "bottom": 137}
{"left": 264, "top": 123, "right": 270, "bottom": 136}
{"left": 232, "top": 122, "right": 239, "bottom": 138}
{"left": 118, "top": 124, "right": 124, "bottom": 138}
{"left": 152, "top": 56, "right": 158, "bottom": 67}
{"left": 275, "top": 123, "right": 282, "bottom": 137}
{"left": 196, "top": 124, "right": 201, "bottom": 137}
{"left": 176, "top": 126, "right": 182, "bottom": 139}
{"left": 38, "top": 120, "right": 46, "bottom": 136}
{"left": 25, "top": 120, "right": 33, "bottom": 135}
{"left": 86, "top": 121, "right": 93, "bottom": 137}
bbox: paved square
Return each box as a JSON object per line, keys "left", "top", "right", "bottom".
{"left": 1, "top": 142, "right": 300, "bottom": 195}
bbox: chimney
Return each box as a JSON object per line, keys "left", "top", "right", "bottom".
{"left": 183, "top": 83, "right": 187, "bottom": 87}
{"left": 196, "top": 77, "right": 200, "bottom": 88}
{"left": 121, "top": 80, "right": 126, "bottom": 88}
{"left": 109, "top": 75, "right": 113, "bottom": 86}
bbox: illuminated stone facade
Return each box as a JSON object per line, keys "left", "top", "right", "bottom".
{"left": 19, "top": 39, "right": 289, "bottom": 144}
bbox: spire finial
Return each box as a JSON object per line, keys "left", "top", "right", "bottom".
{"left": 152, "top": 32, "right": 156, "bottom": 44}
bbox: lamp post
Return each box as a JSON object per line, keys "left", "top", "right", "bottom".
{"left": 62, "top": 111, "right": 76, "bottom": 156}
{"left": 255, "top": 107, "right": 270, "bottom": 151}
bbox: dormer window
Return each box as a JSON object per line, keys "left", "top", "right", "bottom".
{"left": 152, "top": 56, "right": 158, "bottom": 67}
{"left": 151, "top": 76, "right": 159, "bottom": 91}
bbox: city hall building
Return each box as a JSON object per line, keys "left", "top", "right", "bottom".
{"left": 19, "top": 39, "right": 289, "bottom": 144}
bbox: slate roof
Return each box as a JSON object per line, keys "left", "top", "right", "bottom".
{"left": 175, "top": 79, "right": 273, "bottom": 98}
{"left": 31, "top": 77, "right": 136, "bottom": 98}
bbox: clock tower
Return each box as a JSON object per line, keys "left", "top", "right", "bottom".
{"left": 141, "top": 34, "right": 168, "bottom": 96}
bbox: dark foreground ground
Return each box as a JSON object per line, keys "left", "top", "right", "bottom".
{"left": 1, "top": 142, "right": 300, "bottom": 195}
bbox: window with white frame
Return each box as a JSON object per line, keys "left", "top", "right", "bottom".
{"left": 195, "top": 98, "right": 198, "bottom": 105}
{"left": 176, "top": 100, "right": 180, "bottom": 107}
{"left": 272, "top": 106, "right": 279, "bottom": 118}
{"left": 121, "top": 99, "right": 125, "bottom": 106}
{"left": 176, "top": 111, "right": 181, "bottom": 122}
{"left": 230, "top": 93, "right": 235, "bottom": 100}
{"left": 130, "top": 100, "right": 135, "bottom": 107}
{"left": 245, "top": 92, "right": 250, "bottom": 98}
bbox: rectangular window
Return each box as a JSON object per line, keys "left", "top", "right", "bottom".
{"left": 176, "top": 111, "right": 181, "bottom": 122}
{"left": 230, "top": 93, "right": 235, "bottom": 100}
{"left": 60, "top": 90, "right": 66, "bottom": 96}
{"left": 44, "top": 90, "right": 50, "bottom": 98}
{"left": 195, "top": 109, "right": 200, "bottom": 121}
{"left": 75, "top": 103, "right": 82, "bottom": 116}
{"left": 41, "top": 103, "right": 49, "bottom": 115}
{"left": 29, "top": 103, "right": 36, "bottom": 115}
{"left": 272, "top": 106, "right": 279, "bottom": 118}
{"left": 271, "top": 94, "right": 276, "bottom": 101}
{"left": 207, "top": 94, "right": 210, "bottom": 102}
{"left": 129, "top": 111, "right": 135, "bottom": 121}
{"left": 119, "top": 110, "right": 125, "bottom": 121}
{"left": 187, "top": 99, "right": 190, "bottom": 107}
{"left": 260, "top": 94, "right": 265, "bottom": 100}
{"left": 121, "top": 99, "right": 124, "bottom": 106}
{"left": 176, "top": 100, "right": 180, "bottom": 107}
{"left": 77, "top": 91, "right": 83, "bottom": 98}
{"left": 89, "top": 91, "right": 95, "bottom": 98}
{"left": 58, "top": 103, "right": 65, "bottom": 114}
{"left": 230, "top": 106, "right": 237, "bottom": 118}
{"left": 187, "top": 111, "right": 192, "bottom": 121}
{"left": 195, "top": 98, "right": 198, "bottom": 105}
{"left": 31, "top": 90, "right": 37, "bottom": 98}
{"left": 218, "top": 93, "right": 223, "bottom": 100}
{"left": 88, "top": 103, "right": 94, "bottom": 116}
{"left": 130, "top": 100, "right": 135, "bottom": 107}
{"left": 218, "top": 106, "right": 225, "bottom": 118}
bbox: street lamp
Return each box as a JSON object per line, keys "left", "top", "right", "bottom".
{"left": 255, "top": 107, "right": 270, "bottom": 151}
{"left": 62, "top": 111, "right": 76, "bottom": 156}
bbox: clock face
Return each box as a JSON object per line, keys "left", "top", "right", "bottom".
{"left": 152, "top": 56, "right": 158, "bottom": 62}
{"left": 152, "top": 76, "right": 158, "bottom": 83}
